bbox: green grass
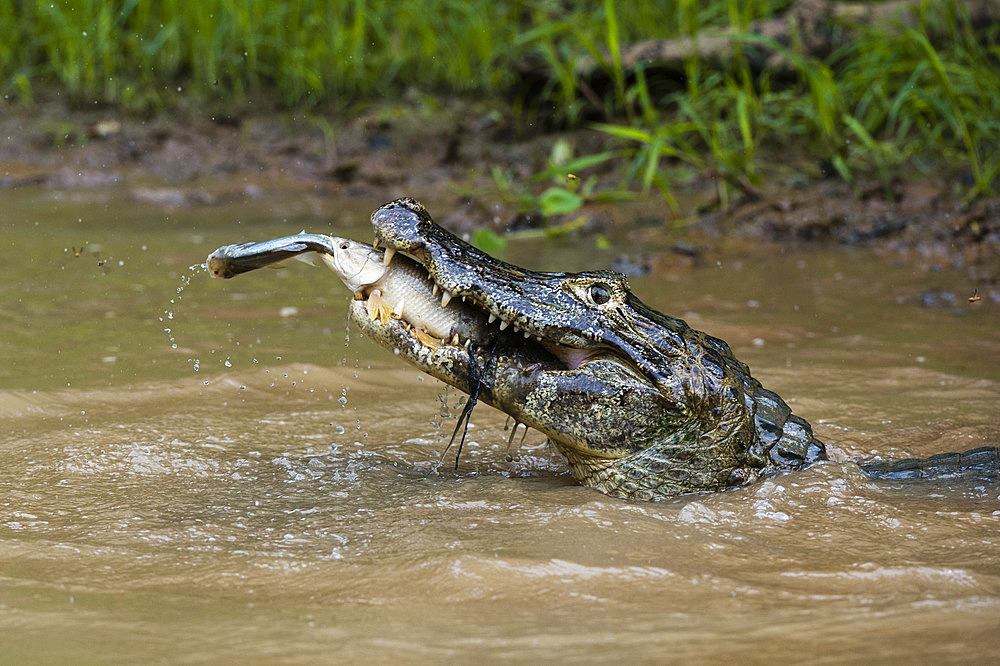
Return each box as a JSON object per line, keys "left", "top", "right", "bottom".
{"left": 0, "top": 0, "right": 797, "bottom": 112}
{"left": 0, "top": 0, "right": 531, "bottom": 111}
{"left": 587, "top": 1, "right": 1000, "bottom": 199}
{"left": 1, "top": 0, "right": 997, "bottom": 198}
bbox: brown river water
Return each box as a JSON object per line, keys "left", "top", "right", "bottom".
{"left": 2, "top": 183, "right": 998, "bottom": 663}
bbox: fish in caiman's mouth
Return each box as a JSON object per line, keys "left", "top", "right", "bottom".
{"left": 207, "top": 197, "right": 832, "bottom": 500}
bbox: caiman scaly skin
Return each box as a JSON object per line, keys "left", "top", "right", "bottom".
{"left": 207, "top": 199, "right": 999, "bottom": 500}
{"left": 352, "top": 198, "right": 827, "bottom": 499}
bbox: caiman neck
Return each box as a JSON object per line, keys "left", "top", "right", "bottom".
{"left": 555, "top": 413, "right": 764, "bottom": 500}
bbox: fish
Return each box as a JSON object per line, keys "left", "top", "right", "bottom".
{"left": 206, "top": 233, "right": 486, "bottom": 347}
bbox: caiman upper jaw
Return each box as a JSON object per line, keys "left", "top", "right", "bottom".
{"left": 369, "top": 199, "right": 678, "bottom": 385}
{"left": 364, "top": 200, "right": 645, "bottom": 376}
{"left": 370, "top": 199, "right": 551, "bottom": 347}
{"left": 369, "top": 199, "right": 622, "bottom": 354}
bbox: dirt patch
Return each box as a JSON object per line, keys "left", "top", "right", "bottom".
{"left": 702, "top": 177, "right": 999, "bottom": 274}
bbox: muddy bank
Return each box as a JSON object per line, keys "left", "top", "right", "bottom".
{"left": 2, "top": 103, "right": 997, "bottom": 290}
{"left": 704, "top": 178, "right": 1000, "bottom": 276}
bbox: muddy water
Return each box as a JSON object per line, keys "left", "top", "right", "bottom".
{"left": 1, "top": 184, "right": 998, "bottom": 663}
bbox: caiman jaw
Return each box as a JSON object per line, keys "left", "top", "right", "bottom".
{"left": 350, "top": 201, "right": 672, "bottom": 472}
{"left": 369, "top": 199, "right": 612, "bottom": 370}
{"left": 351, "top": 247, "right": 593, "bottom": 371}
{"left": 367, "top": 198, "right": 623, "bottom": 370}
{"left": 370, "top": 241, "right": 549, "bottom": 347}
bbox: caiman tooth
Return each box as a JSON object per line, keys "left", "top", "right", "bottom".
{"left": 372, "top": 238, "right": 380, "bottom": 250}
{"left": 432, "top": 283, "right": 439, "bottom": 297}
{"left": 463, "top": 339, "right": 471, "bottom": 349}
{"left": 382, "top": 247, "right": 396, "bottom": 266}
{"left": 450, "top": 333, "right": 460, "bottom": 346}
{"left": 392, "top": 296, "right": 406, "bottom": 318}
{"left": 523, "top": 330, "right": 531, "bottom": 338}
{"left": 535, "top": 335, "right": 543, "bottom": 342}
{"left": 499, "top": 320, "right": 509, "bottom": 331}
{"left": 441, "top": 290, "right": 452, "bottom": 308}
{"left": 488, "top": 313, "right": 497, "bottom": 324}
{"left": 461, "top": 296, "right": 466, "bottom": 303}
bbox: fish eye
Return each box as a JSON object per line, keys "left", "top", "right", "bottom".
{"left": 588, "top": 283, "right": 612, "bottom": 305}
{"left": 339, "top": 242, "right": 350, "bottom": 250}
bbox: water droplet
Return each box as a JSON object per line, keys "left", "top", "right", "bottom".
{"left": 335, "top": 425, "right": 345, "bottom": 434}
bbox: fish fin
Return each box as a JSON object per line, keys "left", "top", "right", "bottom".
{"left": 412, "top": 327, "right": 443, "bottom": 349}
{"left": 293, "top": 253, "right": 320, "bottom": 267}
{"left": 366, "top": 291, "right": 393, "bottom": 325}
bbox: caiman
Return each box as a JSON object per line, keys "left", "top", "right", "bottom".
{"left": 206, "top": 198, "right": 999, "bottom": 500}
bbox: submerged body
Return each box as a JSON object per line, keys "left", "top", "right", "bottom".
{"left": 207, "top": 199, "right": 999, "bottom": 499}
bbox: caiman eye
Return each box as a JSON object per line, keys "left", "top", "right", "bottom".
{"left": 588, "top": 283, "right": 612, "bottom": 305}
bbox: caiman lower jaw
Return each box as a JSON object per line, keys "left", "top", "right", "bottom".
{"left": 347, "top": 298, "right": 644, "bottom": 471}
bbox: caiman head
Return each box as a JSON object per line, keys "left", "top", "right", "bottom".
{"left": 351, "top": 199, "right": 826, "bottom": 500}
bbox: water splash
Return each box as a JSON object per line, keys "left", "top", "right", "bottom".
{"left": 161, "top": 264, "right": 206, "bottom": 354}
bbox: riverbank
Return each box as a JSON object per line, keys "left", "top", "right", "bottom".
{"left": 2, "top": 102, "right": 997, "bottom": 298}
